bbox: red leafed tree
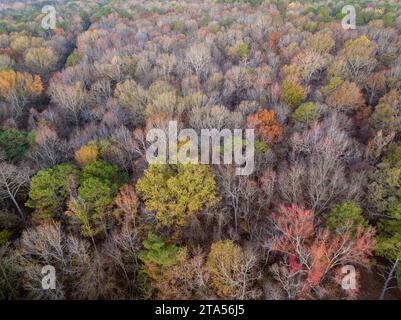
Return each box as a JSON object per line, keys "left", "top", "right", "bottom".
{"left": 267, "top": 204, "right": 375, "bottom": 300}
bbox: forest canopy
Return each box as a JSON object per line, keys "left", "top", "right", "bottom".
{"left": 0, "top": 0, "right": 401, "bottom": 300}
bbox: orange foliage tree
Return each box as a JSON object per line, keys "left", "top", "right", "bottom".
{"left": 247, "top": 109, "right": 283, "bottom": 145}
{"left": 0, "top": 70, "right": 42, "bottom": 116}
{"left": 326, "top": 81, "right": 364, "bottom": 113}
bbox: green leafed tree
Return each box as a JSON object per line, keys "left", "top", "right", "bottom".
{"left": 326, "top": 200, "right": 368, "bottom": 234}
{"left": 0, "top": 130, "right": 28, "bottom": 163}
{"left": 78, "top": 177, "right": 114, "bottom": 214}
{"left": 81, "top": 160, "right": 127, "bottom": 194}
{"left": 292, "top": 102, "right": 320, "bottom": 125}
{"left": 138, "top": 233, "right": 179, "bottom": 283}
{"left": 281, "top": 80, "right": 306, "bottom": 107}
{"left": 139, "top": 233, "right": 179, "bottom": 268}
{"left": 67, "top": 160, "right": 127, "bottom": 236}
{"left": 376, "top": 203, "right": 401, "bottom": 289}
{"left": 26, "top": 163, "right": 79, "bottom": 220}
{"left": 365, "top": 144, "right": 401, "bottom": 288}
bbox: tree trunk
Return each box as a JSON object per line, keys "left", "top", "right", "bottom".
{"left": 379, "top": 258, "right": 399, "bottom": 300}
{"left": 9, "top": 193, "right": 25, "bottom": 221}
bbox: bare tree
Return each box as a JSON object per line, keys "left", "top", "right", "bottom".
{"left": 101, "top": 224, "right": 140, "bottom": 298}
{"left": 189, "top": 104, "right": 244, "bottom": 131}
{"left": 90, "top": 79, "right": 113, "bottom": 105}
{"left": 379, "top": 258, "right": 399, "bottom": 300}
{"left": 287, "top": 49, "right": 327, "bottom": 84}
{"left": 185, "top": 44, "right": 212, "bottom": 82}
{"left": 216, "top": 166, "right": 275, "bottom": 235}
{"left": 48, "top": 78, "right": 89, "bottom": 125}
{"left": 0, "top": 244, "right": 18, "bottom": 299}
{"left": 279, "top": 113, "right": 363, "bottom": 213}
{"left": 156, "top": 53, "right": 177, "bottom": 80}
{"left": 278, "top": 162, "right": 305, "bottom": 207}
{"left": 27, "top": 125, "right": 69, "bottom": 169}
{"left": 12, "top": 221, "right": 99, "bottom": 299}
{"left": 0, "top": 161, "right": 30, "bottom": 219}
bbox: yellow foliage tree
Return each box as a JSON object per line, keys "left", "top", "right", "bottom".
{"left": 74, "top": 145, "right": 98, "bottom": 167}
{"left": 136, "top": 163, "right": 218, "bottom": 230}
{"left": 25, "top": 47, "right": 58, "bottom": 74}
{"left": 206, "top": 240, "right": 261, "bottom": 299}
{"left": 10, "top": 35, "right": 31, "bottom": 53}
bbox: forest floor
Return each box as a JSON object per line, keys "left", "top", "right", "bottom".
{"left": 359, "top": 266, "right": 401, "bottom": 300}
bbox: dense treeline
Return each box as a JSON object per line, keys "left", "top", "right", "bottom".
{"left": 0, "top": 0, "right": 401, "bottom": 299}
